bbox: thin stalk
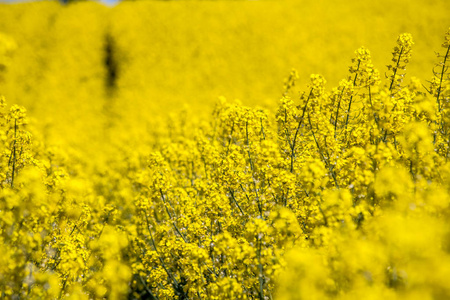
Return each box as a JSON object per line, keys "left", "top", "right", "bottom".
{"left": 11, "top": 119, "right": 17, "bottom": 188}
{"left": 139, "top": 274, "right": 159, "bottom": 300}
{"left": 308, "top": 114, "right": 340, "bottom": 188}
{"left": 257, "top": 236, "right": 264, "bottom": 300}
{"left": 245, "top": 121, "right": 254, "bottom": 172}
{"left": 260, "top": 118, "right": 266, "bottom": 140}
{"left": 383, "top": 47, "right": 407, "bottom": 143}
{"left": 284, "top": 187, "right": 289, "bottom": 207}
{"left": 389, "top": 47, "right": 404, "bottom": 92}
{"left": 368, "top": 86, "right": 380, "bottom": 141}
{"left": 436, "top": 45, "right": 450, "bottom": 112}
{"left": 240, "top": 182, "right": 262, "bottom": 217}
{"left": 253, "top": 180, "right": 263, "bottom": 218}
{"left": 317, "top": 200, "right": 328, "bottom": 227}
{"left": 290, "top": 90, "right": 313, "bottom": 173}
{"left": 344, "top": 61, "right": 360, "bottom": 134}
{"left": 159, "top": 189, "right": 188, "bottom": 243}
{"left": 58, "top": 277, "right": 68, "bottom": 300}
{"left": 228, "top": 188, "right": 245, "bottom": 215}
{"left": 225, "top": 121, "right": 235, "bottom": 156}
{"left": 266, "top": 179, "right": 279, "bottom": 205}
{"left": 145, "top": 214, "right": 189, "bottom": 300}
{"left": 334, "top": 85, "right": 346, "bottom": 138}
{"left": 283, "top": 108, "right": 293, "bottom": 150}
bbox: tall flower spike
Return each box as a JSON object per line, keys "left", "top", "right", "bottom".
{"left": 350, "top": 47, "right": 380, "bottom": 88}
{"left": 387, "top": 33, "right": 414, "bottom": 92}
{"left": 432, "top": 27, "right": 450, "bottom": 112}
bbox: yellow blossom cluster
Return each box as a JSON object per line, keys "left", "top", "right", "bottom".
{"left": 1, "top": 0, "right": 448, "bottom": 141}
{"left": 1, "top": 25, "right": 450, "bottom": 299}
{"left": 1, "top": 0, "right": 450, "bottom": 299}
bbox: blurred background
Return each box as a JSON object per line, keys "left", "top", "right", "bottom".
{"left": 1, "top": 0, "right": 120, "bottom": 4}
{"left": 0, "top": 0, "right": 449, "bottom": 156}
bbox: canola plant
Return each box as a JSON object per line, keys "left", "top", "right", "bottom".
{"left": 0, "top": 1, "right": 450, "bottom": 299}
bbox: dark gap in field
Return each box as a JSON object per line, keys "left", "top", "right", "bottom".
{"left": 102, "top": 32, "right": 120, "bottom": 133}
{"left": 104, "top": 33, "right": 118, "bottom": 95}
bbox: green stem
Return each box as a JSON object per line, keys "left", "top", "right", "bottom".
{"left": 308, "top": 114, "right": 340, "bottom": 188}
{"left": 290, "top": 90, "right": 312, "bottom": 173}
{"left": 257, "top": 236, "right": 264, "bottom": 300}
{"left": 334, "top": 86, "right": 346, "bottom": 138}
{"left": 344, "top": 61, "right": 360, "bottom": 134}
{"left": 436, "top": 45, "right": 449, "bottom": 112}
{"left": 145, "top": 214, "right": 189, "bottom": 300}
{"left": 228, "top": 188, "right": 245, "bottom": 215}
{"left": 11, "top": 119, "right": 17, "bottom": 188}
{"left": 159, "top": 189, "right": 188, "bottom": 243}
{"left": 389, "top": 47, "right": 404, "bottom": 92}
{"left": 225, "top": 121, "right": 235, "bottom": 156}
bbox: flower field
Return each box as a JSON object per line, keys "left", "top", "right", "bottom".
{"left": 1, "top": 0, "right": 450, "bottom": 299}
